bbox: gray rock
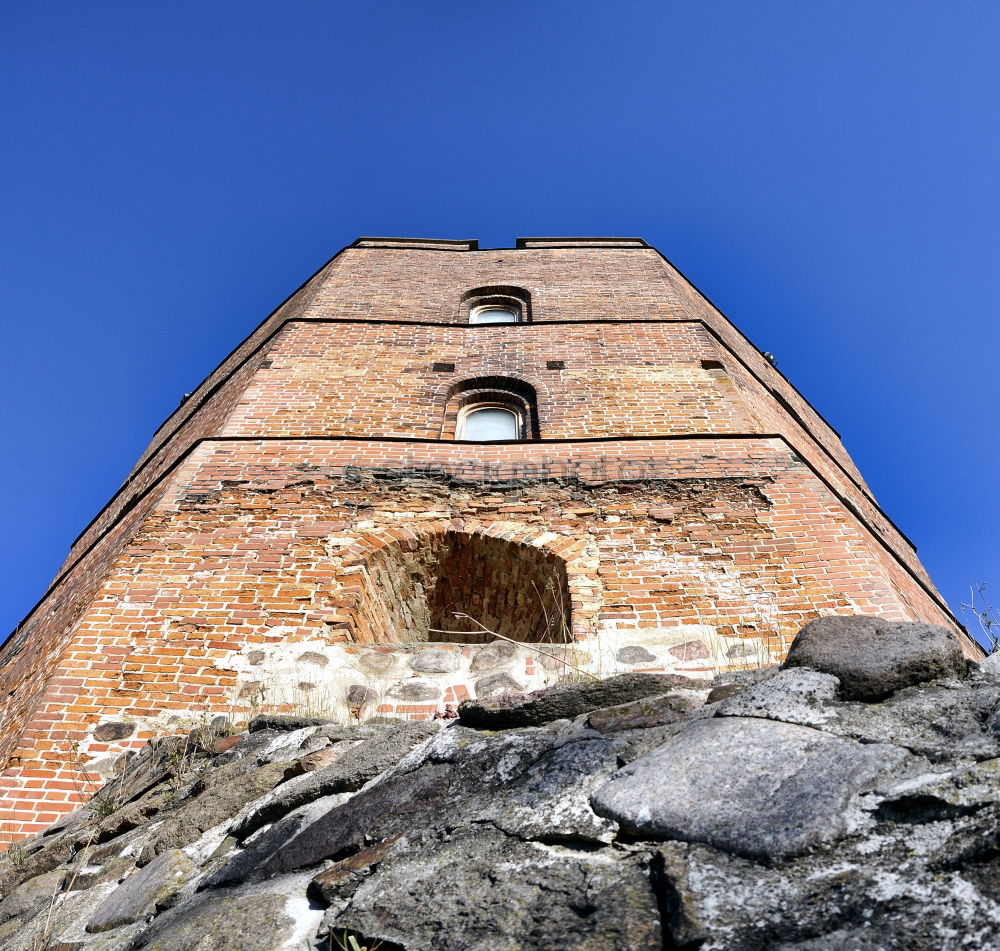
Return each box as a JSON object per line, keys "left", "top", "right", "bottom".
{"left": 324, "top": 826, "right": 661, "bottom": 951}
{"left": 988, "top": 705, "right": 1000, "bottom": 738}
{"left": 616, "top": 645, "right": 656, "bottom": 665}
{"left": 379, "top": 721, "right": 576, "bottom": 795}
{"left": 819, "top": 679, "right": 1000, "bottom": 761}
{"left": 233, "top": 720, "right": 441, "bottom": 839}
{"left": 86, "top": 849, "right": 194, "bottom": 932}
{"left": 297, "top": 651, "right": 328, "bottom": 666}
{"left": 708, "top": 667, "right": 1000, "bottom": 764}
{"left": 0, "top": 868, "right": 65, "bottom": 923}
{"left": 130, "top": 891, "right": 307, "bottom": 951}
{"left": 247, "top": 714, "right": 332, "bottom": 732}
{"left": 86, "top": 735, "right": 189, "bottom": 823}
{"left": 606, "top": 721, "right": 691, "bottom": 765}
{"left": 655, "top": 824, "right": 1000, "bottom": 951}
{"left": 592, "top": 716, "right": 907, "bottom": 861}
{"left": 346, "top": 684, "right": 377, "bottom": 705}
{"left": 876, "top": 756, "right": 1000, "bottom": 812}
{"left": 473, "top": 671, "right": 524, "bottom": 697}
{"left": 461, "top": 672, "right": 705, "bottom": 729}
{"left": 0, "top": 879, "right": 129, "bottom": 951}
{"left": 980, "top": 652, "right": 1000, "bottom": 676}
{"left": 68, "top": 854, "right": 135, "bottom": 893}
{"left": 587, "top": 691, "right": 700, "bottom": 733}
{"left": 94, "top": 721, "right": 136, "bottom": 742}
{"left": 210, "top": 726, "right": 312, "bottom": 767}
{"left": 138, "top": 761, "right": 289, "bottom": 864}
{"left": 354, "top": 651, "right": 397, "bottom": 675}
{"left": 478, "top": 738, "right": 620, "bottom": 843}
{"left": 707, "top": 666, "right": 779, "bottom": 703}
{"left": 715, "top": 667, "right": 841, "bottom": 727}
{"left": 385, "top": 680, "right": 440, "bottom": 701}
{"left": 0, "top": 837, "right": 76, "bottom": 909}
{"left": 210, "top": 763, "right": 452, "bottom": 884}
{"left": 409, "top": 647, "right": 460, "bottom": 673}
{"left": 312, "top": 722, "right": 392, "bottom": 745}
{"left": 0, "top": 918, "right": 21, "bottom": 946}
{"left": 783, "top": 616, "right": 966, "bottom": 701}
{"left": 469, "top": 639, "right": 520, "bottom": 672}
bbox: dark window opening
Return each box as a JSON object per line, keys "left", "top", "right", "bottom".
{"left": 360, "top": 531, "right": 572, "bottom": 645}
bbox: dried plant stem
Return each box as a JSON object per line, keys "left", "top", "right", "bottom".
{"left": 430, "top": 613, "right": 598, "bottom": 680}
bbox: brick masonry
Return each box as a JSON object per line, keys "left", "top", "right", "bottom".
{"left": 0, "top": 237, "right": 979, "bottom": 839}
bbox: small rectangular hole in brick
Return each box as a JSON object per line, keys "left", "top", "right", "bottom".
{"left": 432, "top": 362, "right": 456, "bottom": 373}
{"left": 546, "top": 360, "right": 566, "bottom": 370}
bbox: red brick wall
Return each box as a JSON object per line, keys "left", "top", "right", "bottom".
{"left": 0, "top": 238, "right": 975, "bottom": 840}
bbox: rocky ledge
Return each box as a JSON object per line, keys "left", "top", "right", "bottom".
{"left": 1, "top": 616, "right": 999, "bottom": 950}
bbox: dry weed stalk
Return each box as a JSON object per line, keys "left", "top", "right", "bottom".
{"left": 961, "top": 583, "right": 999, "bottom": 653}
{"left": 430, "top": 612, "right": 598, "bottom": 681}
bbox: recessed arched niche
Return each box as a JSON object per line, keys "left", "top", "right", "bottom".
{"left": 349, "top": 530, "right": 572, "bottom": 645}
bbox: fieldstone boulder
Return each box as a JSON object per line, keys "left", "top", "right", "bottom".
{"left": 475, "top": 737, "right": 620, "bottom": 843}
{"left": 0, "top": 868, "right": 65, "bottom": 923}
{"left": 322, "top": 826, "right": 661, "bottom": 951}
{"left": 592, "top": 716, "right": 907, "bottom": 861}
{"left": 654, "top": 836, "right": 998, "bottom": 951}
{"left": 247, "top": 714, "right": 332, "bottom": 732}
{"left": 86, "top": 849, "right": 194, "bottom": 932}
{"left": 980, "top": 652, "right": 1000, "bottom": 676}
{"left": 473, "top": 671, "right": 524, "bottom": 697}
{"left": 131, "top": 890, "right": 316, "bottom": 951}
{"left": 93, "top": 721, "right": 135, "bottom": 742}
{"left": 233, "top": 720, "right": 441, "bottom": 839}
{"left": 460, "top": 672, "right": 705, "bottom": 729}
{"left": 385, "top": 680, "right": 440, "bottom": 701}
{"left": 715, "top": 667, "right": 842, "bottom": 727}
{"left": 138, "top": 761, "right": 290, "bottom": 864}
{"left": 409, "top": 647, "right": 460, "bottom": 673}
{"left": 469, "top": 639, "right": 520, "bottom": 672}
{"left": 616, "top": 645, "right": 656, "bottom": 665}
{"left": 783, "top": 616, "right": 966, "bottom": 701}
{"left": 587, "top": 691, "right": 700, "bottom": 733}
{"left": 353, "top": 651, "right": 397, "bottom": 675}
{"left": 210, "top": 763, "right": 452, "bottom": 884}
{"left": 346, "top": 684, "right": 377, "bottom": 706}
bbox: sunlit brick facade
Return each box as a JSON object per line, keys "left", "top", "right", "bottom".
{"left": 0, "top": 236, "right": 976, "bottom": 838}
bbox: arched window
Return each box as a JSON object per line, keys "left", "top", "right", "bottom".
{"left": 462, "top": 286, "right": 532, "bottom": 324}
{"left": 458, "top": 404, "right": 523, "bottom": 440}
{"left": 442, "top": 376, "right": 540, "bottom": 440}
{"left": 469, "top": 304, "right": 520, "bottom": 325}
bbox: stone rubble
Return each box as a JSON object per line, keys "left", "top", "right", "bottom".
{"left": 0, "top": 616, "right": 997, "bottom": 950}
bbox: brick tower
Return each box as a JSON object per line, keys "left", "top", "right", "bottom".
{"left": 0, "top": 236, "right": 976, "bottom": 838}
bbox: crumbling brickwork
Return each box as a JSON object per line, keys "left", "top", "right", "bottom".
{"left": 0, "top": 236, "right": 977, "bottom": 838}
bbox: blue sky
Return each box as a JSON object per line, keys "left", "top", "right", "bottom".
{"left": 2, "top": 2, "right": 998, "bottom": 645}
